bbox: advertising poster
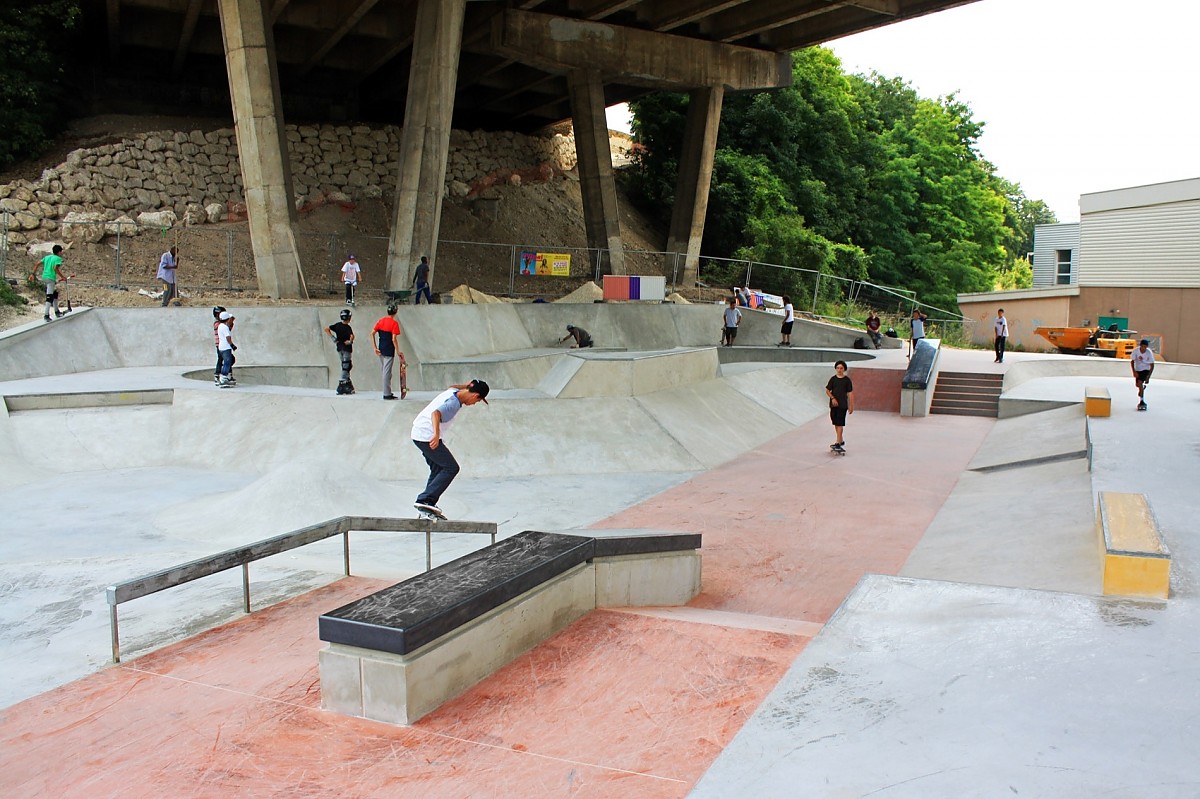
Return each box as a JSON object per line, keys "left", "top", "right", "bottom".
{"left": 519, "top": 251, "right": 571, "bottom": 276}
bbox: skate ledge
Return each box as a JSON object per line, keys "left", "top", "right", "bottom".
{"left": 318, "top": 529, "right": 701, "bottom": 725}
{"left": 1097, "top": 492, "right": 1169, "bottom": 600}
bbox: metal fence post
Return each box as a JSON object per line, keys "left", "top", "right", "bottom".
{"left": 744, "top": 260, "right": 752, "bottom": 288}
{"left": 509, "top": 244, "right": 516, "bottom": 295}
{"left": 114, "top": 225, "right": 122, "bottom": 288}
{"left": 1, "top": 211, "right": 8, "bottom": 280}
{"left": 811, "top": 272, "right": 821, "bottom": 314}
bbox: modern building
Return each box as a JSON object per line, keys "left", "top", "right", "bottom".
{"left": 960, "top": 177, "right": 1200, "bottom": 363}
{"left": 1032, "top": 222, "right": 1079, "bottom": 287}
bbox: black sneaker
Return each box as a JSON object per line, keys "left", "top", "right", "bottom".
{"left": 44, "top": 315, "right": 51, "bottom": 322}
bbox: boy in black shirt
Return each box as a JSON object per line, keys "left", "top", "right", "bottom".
{"left": 325, "top": 308, "right": 356, "bottom": 395}
{"left": 825, "top": 360, "right": 854, "bottom": 452}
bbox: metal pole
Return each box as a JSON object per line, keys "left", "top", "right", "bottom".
{"left": 114, "top": 226, "right": 122, "bottom": 288}
{"left": 425, "top": 530, "right": 432, "bottom": 572}
{"left": 811, "top": 272, "right": 820, "bottom": 315}
{"left": 110, "top": 604, "right": 121, "bottom": 663}
{"left": 242, "top": 563, "right": 251, "bottom": 613}
{"left": 744, "top": 260, "right": 753, "bottom": 289}
{"left": 0, "top": 211, "right": 7, "bottom": 280}
{"left": 509, "top": 244, "right": 516, "bottom": 295}
{"left": 343, "top": 531, "right": 350, "bottom": 575}
{"left": 328, "top": 234, "right": 336, "bottom": 295}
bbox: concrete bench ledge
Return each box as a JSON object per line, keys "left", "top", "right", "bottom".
{"left": 319, "top": 529, "right": 702, "bottom": 724}
{"left": 1097, "top": 491, "right": 1169, "bottom": 599}
{"left": 1085, "top": 385, "right": 1111, "bottom": 417}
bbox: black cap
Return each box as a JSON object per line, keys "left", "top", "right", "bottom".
{"left": 468, "top": 379, "right": 490, "bottom": 404}
{"left": 1140, "top": 338, "right": 1149, "bottom": 345}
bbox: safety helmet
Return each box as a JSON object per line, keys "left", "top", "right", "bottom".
{"left": 566, "top": 324, "right": 575, "bottom": 331}
{"left": 212, "top": 305, "right": 226, "bottom": 318}
{"left": 339, "top": 309, "right": 352, "bottom": 321}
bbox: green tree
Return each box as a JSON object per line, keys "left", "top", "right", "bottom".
{"left": 628, "top": 48, "right": 1055, "bottom": 312}
{"left": 0, "top": 2, "right": 82, "bottom": 171}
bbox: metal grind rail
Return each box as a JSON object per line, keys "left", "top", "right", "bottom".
{"left": 105, "top": 515, "right": 498, "bottom": 663}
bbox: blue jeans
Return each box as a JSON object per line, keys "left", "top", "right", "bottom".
{"left": 219, "top": 349, "right": 234, "bottom": 376}
{"left": 414, "top": 281, "right": 433, "bottom": 304}
{"left": 414, "top": 439, "right": 459, "bottom": 505}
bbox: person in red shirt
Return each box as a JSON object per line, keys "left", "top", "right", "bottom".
{"left": 371, "top": 305, "right": 406, "bottom": 399}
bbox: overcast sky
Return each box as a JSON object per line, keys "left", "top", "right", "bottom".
{"left": 829, "top": 0, "right": 1200, "bottom": 222}
{"left": 609, "top": 0, "right": 1199, "bottom": 223}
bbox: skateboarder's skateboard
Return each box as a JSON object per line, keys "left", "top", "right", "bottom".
{"left": 830, "top": 443, "right": 846, "bottom": 456}
{"left": 1137, "top": 401, "right": 1147, "bottom": 411}
{"left": 414, "top": 503, "right": 446, "bottom": 521}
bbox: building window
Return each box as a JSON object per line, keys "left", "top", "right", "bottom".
{"left": 1056, "top": 249, "right": 1072, "bottom": 285}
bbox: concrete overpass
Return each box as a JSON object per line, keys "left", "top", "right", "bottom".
{"left": 78, "top": 0, "right": 978, "bottom": 297}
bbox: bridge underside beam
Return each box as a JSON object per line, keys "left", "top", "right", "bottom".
{"left": 490, "top": 10, "right": 792, "bottom": 91}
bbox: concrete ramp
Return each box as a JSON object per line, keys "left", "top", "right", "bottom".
{"left": 557, "top": 349, "right": 718, "bottom": 398}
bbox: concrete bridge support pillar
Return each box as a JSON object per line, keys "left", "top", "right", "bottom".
{"left": 568, "top": 69, "right": 626, "bottom": 277}
{"left": 666, "top": 86, "right": 724, "bottom": 290}
{"left": 217, "top": 0, "right": 307, "bottom": 299}
{"left": 385, "top": 0, "right": 466, "bottom": 293}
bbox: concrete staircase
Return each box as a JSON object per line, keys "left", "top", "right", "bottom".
{"left": 931, "top": 371, "right": 1003, "bottom": 417}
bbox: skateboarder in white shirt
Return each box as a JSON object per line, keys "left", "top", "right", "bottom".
{"left": 1131, "top": 339, "right": 1155, "bottom": 410}
{"left": 411, "top": 380, "right": 490, "bottom": 519}
{"left": 341, "top": 255, "right": 361, "bottom": 306}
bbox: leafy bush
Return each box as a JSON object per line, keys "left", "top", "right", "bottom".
{"left": 0, "top": 3, "right": 82, "bottom": 171}
{"left": 1, "top": 278, "right": 27, "bottom": 307}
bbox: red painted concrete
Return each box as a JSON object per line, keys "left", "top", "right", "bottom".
{"left": 0, "top": 411, "right": 992, "bottom": 798}
{"left": 844, "top": 368, "right": 904, "bottom": 412}
{"left": 594, "top": 412, "right": 992, "bottom": 624}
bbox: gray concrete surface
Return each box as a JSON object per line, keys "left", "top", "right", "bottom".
{"left": 691, "top": 361, "right": 1200, "bottom": 797}
{"left": 5, "top": 304, "right": 1200, "bottom": 798}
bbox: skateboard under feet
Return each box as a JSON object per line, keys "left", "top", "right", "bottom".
{"left": 414, "top": 503, "right": 447, "bottom": 521}
{"left": 830, "top": 443, "right": 846, "bottom": 456}
{"left": 1137, "top": 401, "right": 1147, "bottom": 411}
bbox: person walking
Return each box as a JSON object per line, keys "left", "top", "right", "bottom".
{"left": 778, "top": 295, "right": 794, "bottom": 346}
{"left": 411, "top": 379, "right": 490, "bottom": 520}
{"left": 993, "top": 308, "right": 1009, "bottom": 363}
{"left": 372, "top": 304, "right": 406, "bottom": 400}
{"left": 41, "top": 244, "right": 66, "bottom": 322}
{"left": 722, "top": 297, "right": 742, "bottom": 346}
{"left": 413, "top": 255, "right": 433, "bottom": 305}
{"left": 826, "top": 359, "right": 854, "bottom": 452}
{"left": 157, "top": 247, "right": 178, "bottom": 307}
{"left": 216, "top": 311, "right": 237, "bottom": 388}
{"left": 866, "top": 311, "right": 882, "bottom": 349}
{"left": 341, "top": 254, "right": 361, "bottom": 306}
{"left": 325, "top": 308, "right": 356, "bottom": 395}
{"left": 1131, "top": 338, "right": 1155, "bottom": 411}
{"left": 909, "top": 309, "right": 928, "bottom": 358}
{"left": 559, "top": 324, "right": 594, "bottom": 348}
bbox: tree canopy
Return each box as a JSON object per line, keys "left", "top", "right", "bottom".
{"left": 628, "top": 48, "right": 1055, "bottom": 311}
{"left": 0, "top": 2, "right": 82, "bottom": 171}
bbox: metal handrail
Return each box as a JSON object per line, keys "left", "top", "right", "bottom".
{"left": 105, "top": 514, "right": 498, "bottom": 663}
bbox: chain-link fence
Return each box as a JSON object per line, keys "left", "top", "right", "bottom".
{"left": 1, "top": 211, "right": 969, "bottom": 341}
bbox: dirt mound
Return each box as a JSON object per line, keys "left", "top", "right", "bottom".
{"left": 555, "top": 281, "right": 604, "bottom": 303}
{"left": 447, "top": 284, "right": 508, "bottom": 304}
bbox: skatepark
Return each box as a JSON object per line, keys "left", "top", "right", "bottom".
{"left": 2, "top": 302, "right": 1200, "bottom": 797}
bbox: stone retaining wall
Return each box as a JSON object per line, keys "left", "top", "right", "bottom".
{"left": 0, "top": 123, "right": 618, "bottom": 251}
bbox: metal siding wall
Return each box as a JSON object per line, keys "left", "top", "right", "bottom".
{"left": 1079, "top": 199, "right": 1200, "bottom": 287}
{"left": 1033, "top": 224, "right": 1079, "bottom": 287}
